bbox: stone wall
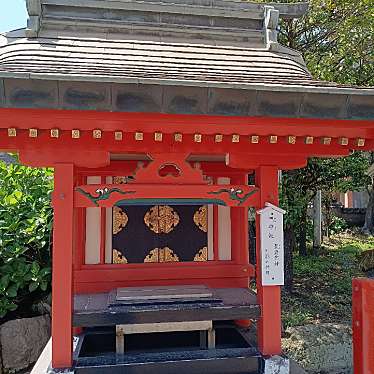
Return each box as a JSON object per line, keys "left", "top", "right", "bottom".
{"left": 333, "top": 206, "right": 366, "bottom": 227}
{"left": 0, "top": 315, "right": 50, "bottom": 373}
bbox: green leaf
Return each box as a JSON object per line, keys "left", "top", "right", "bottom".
{"left": 39, "top": 267, "right": 52, "bottom": 277}
{"left": 31, "top": 262, "right": 40, "bottom": 275}
{"left": 13, "top": 191, "right": 23, "bottom": 200}
{"left": 6, "top": 285, "right": 18, "bottom": 298}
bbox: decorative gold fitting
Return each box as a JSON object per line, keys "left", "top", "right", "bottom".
{"left": 232, "top": 134, "right": 240, "bottom": 143}
{"left": 215, "top": 134, "right": 223, "bottom": 143}
{"left": 357, "top": 138, "right": 365, "bottom": 147}
{"left": 29, "top": 129, "right": 38, "bottom": 138}
{"left": 339, "top": 137, "right": 349, "bottom": 146}
{"left": 269, "top": 135, "right": 278, "bottom": 144}
{"left": 194, "top": 134, "right": 202, "bottom": 143}
{"left": 251, "top": 135, "right": 259, "bottom": 144}
{"left": 321, "top": 137, "right": 331, "bottom": 145}
{"left": 174, "top": 133, "right": 183, "bottom": 142}
{"left": 287, "top": 136, "right": 296, "bottom": 144}
{"left": 305, "top": 136, "right": 314, "bottom": 144}
{"left": 114, "top": 131, "right": 123, "bottom": 141}
{"left": 135, "top": 132, "right": 144, "bottom": 141}
{"left": 93, "top": 129, "right": 102, "bottom": 139}
{"left": 50, "top": 129, "right": 59, "bottom": 138}
{"left": 72, "top": 129, "right": 80, "bottom": 139}
{"left": 154, "top": 132, "right": 163, "bottom": 142}
{"left": 8, "top": 128, "right": 17, "bottom": 137}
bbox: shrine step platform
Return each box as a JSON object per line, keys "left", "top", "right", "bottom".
{"left": 69, "top": 287, "right": 261, "bottom": 373}
{"left": 73, "top": 287, "right": 260, "bottom": 327}
{"left": 73, "top": 323, "right": 261, "bottom": 374}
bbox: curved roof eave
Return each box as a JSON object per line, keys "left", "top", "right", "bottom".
{"left": 1, "top": 75, "right": 373, "bottom": 121}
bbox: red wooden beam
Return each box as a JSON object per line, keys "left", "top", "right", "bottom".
{"left": 76, "top": 262, "right": 255, "bottom": 282}
{"left": 255, "top": 166, "right": 282, "bottom": 356}
{"left": 51, "top": 164, "right": 74, "bottom": 369}
{"left": 74, "top": 183, "right": 260, "bottom": 208}
{"left": 2, "top": 132, "right": 359, "bottom": 168}
{"left": 0, "top": 109, "right": 372, "bottom": 170}
{"left": 77, "top": 161, "right": 251, "bottom": 177}
{"left": 73, "top": 262, "right": 255, "bottom": 293}
{"left": 0, "top": 108, "right": 373, "bottom": 137}
{"left": 0, "top": 131, "right": 365, "bottom": 156}
{"left": 74, "top": 277, "right": 250, "bottom": 294}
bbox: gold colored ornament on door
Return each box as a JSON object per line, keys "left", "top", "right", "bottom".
{"left": 113, "top": 206, "right": 129, "bottom": 235}
{"left": 144, "top": 247, "right": 180, "bottom": 263}
{"left": 144, "top": 205, "right": 180, "bottom": 234}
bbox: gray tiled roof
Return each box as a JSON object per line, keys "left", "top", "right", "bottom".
{"left": 0, "top": 33, "right": 311, "bottom": 86}
{"left": 1, "top": 31, "right": 372, "bottom": 94}
{"left": 1, "top": 0, "right": 313, "bottom": 87}
{"left": 0, "top": 0, "right": 373, "bottom": 120}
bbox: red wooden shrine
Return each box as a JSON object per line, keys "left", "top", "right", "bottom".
{"left": 1, "top": 0, "right": 374, "bottom": 372}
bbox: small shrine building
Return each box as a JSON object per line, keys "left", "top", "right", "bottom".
{"left": 0, "top": 1, "right": 374, "bottom": 373}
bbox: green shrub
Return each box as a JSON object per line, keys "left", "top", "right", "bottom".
{"left": 0, "top": 159, "right": 53, "bottom": 320}
{"left": 328, "top": 215, "right": 348, "bottom": 236}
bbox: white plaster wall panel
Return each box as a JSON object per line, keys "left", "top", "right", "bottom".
{"left": 208, "top": 204, "right": 214, "bottom": 260}
{"left": 85, "top": 176, "right": 101, "bottom": 265}
{"left": 217, "top": 177, "right": 232, "bottom": 260}
{"left": 105, "top": 176, "right": 113, "bottom": 264}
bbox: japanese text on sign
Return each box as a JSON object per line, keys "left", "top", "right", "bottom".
{"left": 258, "top": 203, "right": 285, "bottom": 286}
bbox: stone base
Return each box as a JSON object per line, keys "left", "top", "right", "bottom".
{"left": 0, "top": 315, "right": 51, "bottom": 373}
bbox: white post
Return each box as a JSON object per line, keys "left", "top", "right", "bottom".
{"left": 313, "top": 190, "right": 322, "bottom": 251}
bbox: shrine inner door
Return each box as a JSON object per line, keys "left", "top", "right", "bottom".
{"left": 112, "top": 204, "right": 209, "bottom": 264}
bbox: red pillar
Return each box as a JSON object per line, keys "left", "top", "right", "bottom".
{"left": 255, "top": 166, "right": 282, "bottom": 355}
{"left": 352, "top": 278, "right": 374, "bottom": 374}
{"left": 52, "top": 164, "right": 74, "bottom": 368}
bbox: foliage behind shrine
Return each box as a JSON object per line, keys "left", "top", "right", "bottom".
{"left": 0, "top": 160, "right": 53, "bottom": 320}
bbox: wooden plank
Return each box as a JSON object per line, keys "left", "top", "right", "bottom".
{"left": 116, "top": 285, "right": 213, "bottom": 301}
{"left": 116, "top": 321, "right": 214, "bottom": 354}
{"left": 75, "top": 352, "right": 259, "bottom": 374}
{"left": 73, "top": 288, "right": 259, "bottom": 327}
{"left": 74, "top": 305, "right": 259, "bottom": 327}
{"left": 117, "top": 320, "right": 212, "bottom": 334}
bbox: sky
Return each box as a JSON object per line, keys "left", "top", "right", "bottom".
{"left": 0, "top": 0, "right": 28, "bottom": 33}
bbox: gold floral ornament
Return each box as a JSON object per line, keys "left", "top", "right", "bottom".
{"left": 144, "top": 205, "right": 180, "bottom": 234}
{"left": 144, "top": 247, "right": 179, "bottom": 263}
{"left": 113, "top": 176, "right": 128, "bottom": 184}
{"left": 113, "top": 206, "right": 129, "bottom": 234}
{"left": 113, "top": 249, "right": 128, "bottom": 264}
{"left": 193, "top": 206, "right": 208, "bottom": 232}
{"left": 194, "top": 247, "right": 208, "bottom": 262}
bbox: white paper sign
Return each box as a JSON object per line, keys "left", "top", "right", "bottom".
{"left": 257, "top": 203, "right": 285, "bottom": 286}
